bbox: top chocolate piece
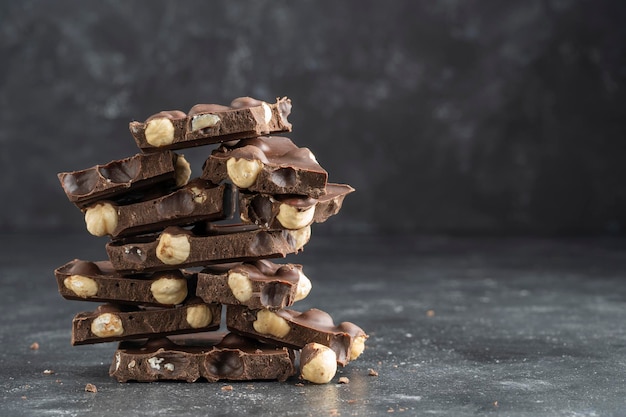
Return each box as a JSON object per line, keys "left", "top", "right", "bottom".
{"left": 58, "top": 151, "right": 189, "bottom": 209}
{"left": 129, "top": 97, "right": 292, "bottom": 152}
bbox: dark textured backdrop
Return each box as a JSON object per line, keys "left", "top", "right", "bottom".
{"left": 1, "top": 0, "right": 625, "bottom": 236}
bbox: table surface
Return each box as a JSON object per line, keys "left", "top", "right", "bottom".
{"left": 1, "top": 235, "right": 625, "bottom": 417}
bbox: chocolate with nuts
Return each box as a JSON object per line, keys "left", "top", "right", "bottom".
{"left": 202, "top": 136, "right": 328, "bottom": 198}
{"left": 58, "top": 151, "right": 188, "bottom": 209}
{"left": 226, "top": 306, "right": 367, "bottom": 366}
{"left": 129, "top": 97, "right": 292, "bottom": 152}
{"left": 72, "top": 300, "right": 221, "bottom": 345}
{"left": 196, "top": 260, "right": 310, "bottom": 310}
{"left": 83, "top": 180, "right": 235, "bottom": 238}
{"left": 55, "top": 259, "right": 195, "bottom": 307}
{"left": 109, "top": 333, "right": 296, "bottom": 383}
{"left": 239, "top": 183, "right": 354, "bottom": 230}
{"left": 105, "top": 225, "right": 307, "bottom": 274}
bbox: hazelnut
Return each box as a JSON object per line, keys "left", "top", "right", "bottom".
{"left": 226, "top": 157, "right": 263, "bottom": 188}
{"left": 190, "top": 186, "right": 207, "bottom": 204}
{"left": 175, "top": 155, "right": 191, "bottom": 187}
{"left": 253, "top": 309, "right": 290, "bottom": 338}
{"left": 190, "top": 113, "right": 221, "bottom": 132}
{"left": 84, "top": 202, "right": 118, "bottom": 237}
{"left": 261, "top": 102, "right": 272, "bottom": 124}
{"left": 300, "top": 343, "right": 337, "bottom": 384}
{"left": 288, "top": 225, "right": 311, "bottom": 252}
{"left": 145, "top": 118, "right": 175, "bottom": 147}
{"left": 156, "top": 232, "right": 191, "bottom": 265}
{"left": 227, "top": 271, "right": 253, "bottom": 303}
{"left": 64, "top": 275, "right": 99, "bottom": 298}
{"left": 350, "top": 335, "right": 367, "bottom": 361}
{"left": 276, "top": 203, "right": 315, "bottom": 230}
{"left": 91, "top": 313, "right": 124, "bottom": 338}
{"left": 294, "top": 271, "right": 312, "bottom": 302}
{"left": 150, "top": 276, "right": 188, "bottom": 305}
{"left": 186, "top": 304, "right": 213, "bottom": 328}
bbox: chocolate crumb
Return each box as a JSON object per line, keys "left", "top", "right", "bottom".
{"left": 221, "top": 385, "right": 234, "bottom": 391}
{"left": 30, "top": 342, "right": 40, "bottom": 350}
{"left": 368, "top": 368, "right": 379, "bottom": 377}
{"left": 338, "top": 376, "right": 350, "bottom": 384}
{"left": 295, "top": 382, "right": 305, "bottom": 387}
{"left": 85, "top": 383, "right": 97, "bottom": 393}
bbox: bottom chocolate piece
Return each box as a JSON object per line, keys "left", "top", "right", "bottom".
{"left": 110, "top": 333, "right": 296, "bottom": 382}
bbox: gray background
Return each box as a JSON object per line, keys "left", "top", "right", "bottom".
{"left": 1, "top": 0, "right": 625, "bottom": 236}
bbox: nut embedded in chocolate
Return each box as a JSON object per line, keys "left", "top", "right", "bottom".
{"left": 226, "top": 306, "right": 367, "bottom": 366}
{"left": 196, "top": 260, "right": 310, "bottom": 310}
{"left": 57, "top": 151, "right": 181, "bottom": 209}
{"left": 72, "top": 301, "right": 222, "bottom": 345}
{"left": 129, "top": 97, "right": 292, "bottom": 152}
{"left": 202, "top": 136, "right": 328, "bottom": 198}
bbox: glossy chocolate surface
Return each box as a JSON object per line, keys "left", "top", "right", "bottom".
{"left": 55, "top": 259, "right": 195, "bottom": 306}
{"left": 106, "top": 226, "right": 302, "bottom": 274}
{"left": 226, "top": 306, "right": 367, "bottom": 366}
{"left": 57, "top": 152, "right": 180, "bottom": 209}
{"left": 196, "top": 260, "right": 304, "bottom": 309}
{"left": 239, "top": 183, "right": 354, "bottom": 230}
{"left": 110, "top": 333, "right": 296, "bottom": 383}
{"left": 72, "top": 300, "right": 221, "bottom": 345}
{"left": 129, "top": 97, "right": 292, "bottom": 151}
{"left": 202, "top": 136, "right": 328, "bottom": 198}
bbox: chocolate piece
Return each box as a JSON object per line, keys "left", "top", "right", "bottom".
{"left": 239, "top": 183, "right": 354, "bottom": 230}
{"left": 202, "top": 136, "right": 328, "bottom": 198}
{"left": 55, "top": 259, "right": 195, "bottom": 307}
{"left": 226, "top": 306, "right": 367, "bottom": 366}
{"left": 196, "top": 260, "right": 306, "bottom": 309}
{"left": 105, "top": 226, "right": 304, "bottom": 274}
{"left": 109, "top": 333, "right": 296, "bottom": 382}
{"left": 83, "top": 180, "right": 235, "bottom": 238}
{"left": 129, "top": 97, "right": 292, "bottom": 152}
{"left": 58, "top": 151, "right": 183, "bottom": 209}
{"left": 71, "top": 300, "right": 221, "bottom": 345}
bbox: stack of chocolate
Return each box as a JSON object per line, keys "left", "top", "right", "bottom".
{"left": 55, "top": 97, "right": 367, "bottom": 384}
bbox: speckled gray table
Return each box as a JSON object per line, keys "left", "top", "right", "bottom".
{"left": 1, "top": 235, "right": 625, "bottom": 416}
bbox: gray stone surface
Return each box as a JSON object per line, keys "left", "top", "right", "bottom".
{"left": 1, "top": 0, "right": 626, "bottom": 236}
{"left": 1, "top": 235, "right": 625, "bottom": 416}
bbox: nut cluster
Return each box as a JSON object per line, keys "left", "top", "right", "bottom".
{"left": 55, "top": 95, "right": 365, "bottom": 385}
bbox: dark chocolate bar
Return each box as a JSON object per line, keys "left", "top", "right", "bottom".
{"left": 196, "top": 260, "right": 311, "bottom": 310}
{"left": 58, "top": 151, "right": 189, "bottom": 209}
{"left": 226, "top": 306, "right": 367, "bottom": 366}
{"left": 82, "top": 180, "right": 235, "bottom": 238}
{"left": 105, "top": 225, "right": 307, "bottom": 274}
{"left": 239, "top": 183, "right": 354, "bottom": 230}
{"left": 72, "top": 300, "right": 221, "bottom": 345}
{"left": 129, "top": 97, "right": 292, "bottom": 152}
{"left": 55, "top": 259, "right": 195, "bottom": 307}
{"left": 109, "top": 333, "right": 296, "bottom": 383}
{"left": 201, "top": 136, "right": 328, "bottom": 198}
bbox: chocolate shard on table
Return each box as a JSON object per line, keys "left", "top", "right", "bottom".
{"left": 196, "top": 260, "right": 311, "bottom": 310}
{"left": 239, "top": 183, "right": 355, "bottom": 230}
{"left": 58, "top": 151, "right": 191, "bottom": 209}
{"left": 129, "top": 97, "right": 292, "bottom": 152}
{"left": 201, "top": 136, "right": 328, "bottom": 198}
{"left": 82, "top": 180, "right": 235, "bottom": 238}
{"left": 55, "top": 259, "right": 195, "bottom": 307}
{"left": 71, "top": 299, "right": 221, "bottom": 345}
{"left": 226, "top": 306, "right": 367, "bottom": 366}
{"left": 109, "top": 333, "right": 296, "bottom": 383}
{"left": 105, "top": 225, "right": 309, "bottom": 274}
